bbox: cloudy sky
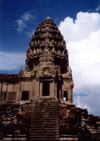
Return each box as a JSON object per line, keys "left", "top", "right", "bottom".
{"left": 0, "top": 0, "right": 100, "bottom": 116}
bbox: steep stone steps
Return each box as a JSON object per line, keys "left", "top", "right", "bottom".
{"left": 3, "top": 134, "right": 27, "bottom": 141}
{"left": 29, "top": 98, "right": 59, "bottom": 141}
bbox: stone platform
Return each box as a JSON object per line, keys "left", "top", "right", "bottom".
{"left": 0, "top": 98, "right": 100, "bottom": 141}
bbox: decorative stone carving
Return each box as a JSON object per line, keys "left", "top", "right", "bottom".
{"left": 63, "top": 67, "right": 72, "bottom": 79}
{"left": 25, "top": 17, "right": 69, "bottom": 72}
{"left": 35, "top": 61, "right": 58, "bottom": 78}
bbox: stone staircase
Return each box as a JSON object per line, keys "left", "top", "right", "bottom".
{"left": 29, "top": 98, "right": 59, "bottom": 141}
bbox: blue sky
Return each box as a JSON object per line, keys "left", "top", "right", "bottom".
{"left": 0, "top": 0, "right": 99, "bottom": 52}
{"left": 0, "top": 0, "right": 100, "bottom": 116}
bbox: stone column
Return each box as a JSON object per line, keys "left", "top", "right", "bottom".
{"left": 50, "top": 81, "right": 54, "bottom": 97}
{"left": 19, "top": 82, "right": 22, "bottom": 101}
{"left": 35, "top": 79, "right": 40, "bottom": 98}
{"left": 54, "top": 82, "right": 57, "bottom": 98}
{"left": 40, "top": 82, "right": 43, "bottom": 97}
{"left": 5, "top": 83, "right": 8, "bottom": 102}
{"left": 16, "top": 82, "right": 21, "bottom": 101}
{"left": 31, "top": 80, "right": 35, "bottom": 100}
{"left": 71, "top": 88, "right": 73, "bottom": 103}
{"left": 37, "top": 80, "right": 40, "bottom": 98}
{"left": 68, "top": 87, "right": 71, "bottom": 103}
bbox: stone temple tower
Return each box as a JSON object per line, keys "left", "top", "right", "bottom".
{"left": 1, "top": 17, "right": 99, "bottom": 141}
{"left": 24, "top": 17, "right": 74, "bottom": 103}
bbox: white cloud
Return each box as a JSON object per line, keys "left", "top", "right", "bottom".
{"left": 54, "top": 18, "right": 58, "bottom": 23}
{"left": 74, "top": 97, "right": 91, "bottom": 113}
{"left": 21, "top": 11, "right": 34, "bottom": 21}
{"left": 15, "top": 11, "right": 35, "bottom": 33}
{"left": 15, "top": 19, "right": 26, "bottom": 33}
{"left": 0, "top": 52, "right": 26, "bottom": 71}
{"left": 59, "top": 12, "right": 100, "bottom": 116}
{"left": 74, "top": 92, "right": 100, "bottom": 116}
{"left": 96, "top": 4, "right": 100, "bottom": 12}
{"left": 25, "top": 29, "right": 35, "bottom": 38}
{"left": 59, "top": 12, "right": 100, "bottom": 43}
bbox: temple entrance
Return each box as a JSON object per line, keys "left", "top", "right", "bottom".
{"left": 63, "top": 91, "right": 68, "bottom": 101}
{"left": 42, "top": 82, "right": 49, "bottom": 96}
{"left": 21, "top": 91, "right": 29, "bottom": 100}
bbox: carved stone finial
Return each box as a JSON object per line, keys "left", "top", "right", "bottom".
{"left": 45, "top": 17, "right": 51, "bottom": 20}
{"left": 19, "top": 66, "right": 23, "bottom": 76}
{"left": 19, "top": 66, "right": 23, "bottom": 72}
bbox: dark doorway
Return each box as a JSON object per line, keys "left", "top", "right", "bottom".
{"left": 42, "top": 82, "right": 49, "bottom": 96}
{"left": 4, "top": 92, "right": 6, "bottom": 101}
{"left": 21, "top": 91, "right": 29, "bottom": 100}
{"left": 64, "top": 91, "right": 68, "bottom": 101}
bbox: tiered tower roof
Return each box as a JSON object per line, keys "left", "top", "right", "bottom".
{"left": 26, "top": 17, "right": 69, "bottom": 73}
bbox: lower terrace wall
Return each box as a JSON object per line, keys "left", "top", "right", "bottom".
{"left": 0, "top": 103, "right": 31, "bottom": 141}
{"left": 0, "top": 99, "right": 100, "bottom": 141}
